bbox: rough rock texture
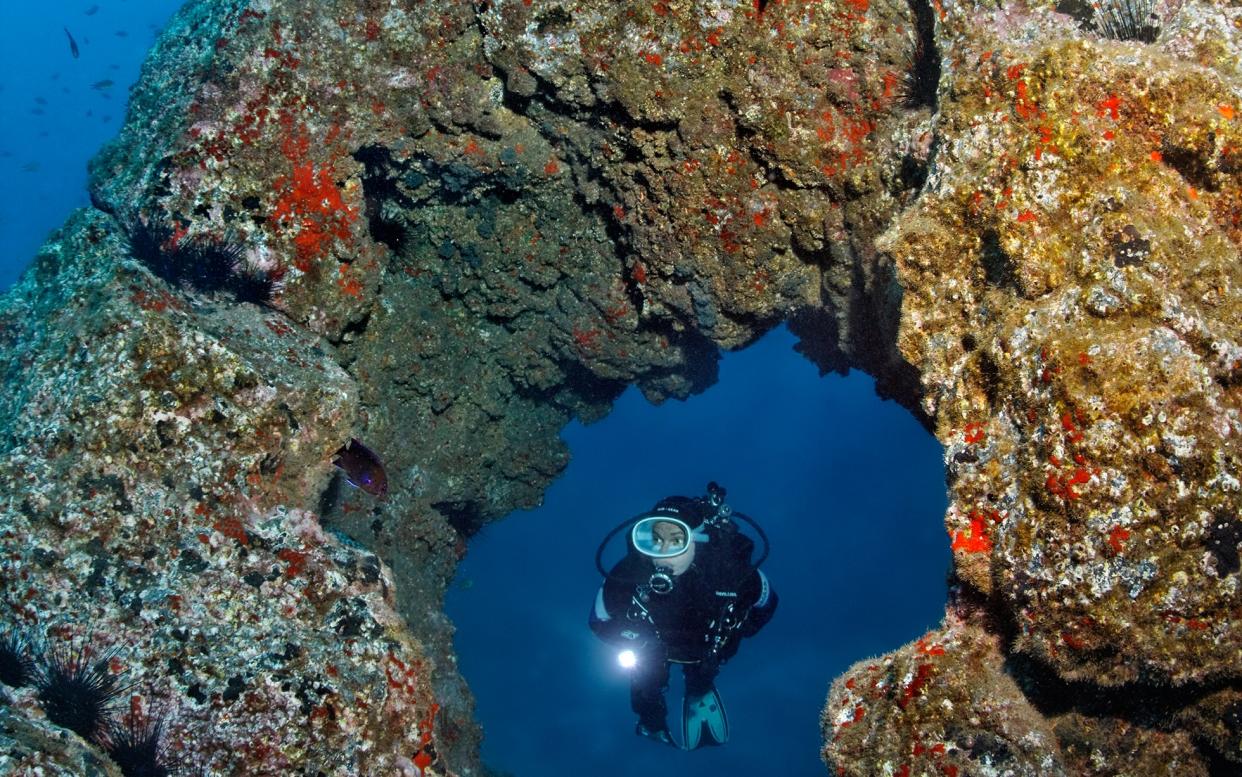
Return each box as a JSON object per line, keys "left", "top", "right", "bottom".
{"left": 1, "top": 0, "right": 1238, "bottom": 774}
{"left": 0, "top": 706, "right": 124, "bottom": 777}
{"left": 888, "top": 0, "right": 1241, "bottom": 686}
{"left": 824, "top": 590, "right": 1215, "bottom": 776}
{"left": 823, "top": 0, "right": 1241, "bottom": 772}
{"left": 0, "top": 210, "right": 441, "bottom": 774}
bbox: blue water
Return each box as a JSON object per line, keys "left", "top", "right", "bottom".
{"left": 447, "top": 325, "right": 947, "bottom": 776}
{"left": 0, "top": 1, "right": 181, "bottom": 291}
{"left": 3, "top": 3, "right": 949, "bottom": 775}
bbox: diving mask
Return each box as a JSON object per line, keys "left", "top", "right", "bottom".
{"left": 631, "top": 516, "right": 694, "bottom": 559}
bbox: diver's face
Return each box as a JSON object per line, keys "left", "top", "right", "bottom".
{"left": 652, "top": 521, "right": 688, "bottom": 554}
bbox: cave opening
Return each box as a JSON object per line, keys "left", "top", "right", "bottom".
{"left": 445, "top": 324, "right": 949, "bottom": 776}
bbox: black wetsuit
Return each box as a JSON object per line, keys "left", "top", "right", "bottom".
{"left": 589, "top": 497, "right": 778, "bottom": 732}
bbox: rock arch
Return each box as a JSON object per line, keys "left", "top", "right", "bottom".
{"left": 1, "top": 0, "right": 1237, "bottom": 774}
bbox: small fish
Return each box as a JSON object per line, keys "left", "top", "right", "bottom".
{"left": 332, "top": 438, "right": 388, "bottom": 497}
{"left": 115, "top": 30, "right": 128, "bottom": 38}
{"left": 33, "top": 96, "right": 47, "bottom": 105}
{"left": 91, "top": 79, "right": 114, "bottom": 90}
{"left": 85, "top": 5, "right": 99, "bottom": 15}
{"left": 64, "top": 27, "right": 79, "bottom": 59}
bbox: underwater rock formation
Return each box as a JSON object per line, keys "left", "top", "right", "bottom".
{"left": 0, "top": 210, "right": 439, "bottom": 774}
{"left": 825, "top": 0, "right": 1240, "bottom": 772}
{"left": 0, "top": 0, "right": 1237, "bottom": 774}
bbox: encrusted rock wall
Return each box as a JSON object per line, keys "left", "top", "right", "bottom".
{"left": 0, "top": 211, "right": 440, "bottom": 774}
{"left": 823, "top": 0, "right": 1241, "bottom": 773}
{"left": 1, "top": 0, "right": 1237, "bottom": 774}
{"left": 888, "top": 0, "right": 1240, "bottom": 687}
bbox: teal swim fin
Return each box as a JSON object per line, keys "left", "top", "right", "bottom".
{"left": 682, "top": 685, "right": 728, "bottom": 750}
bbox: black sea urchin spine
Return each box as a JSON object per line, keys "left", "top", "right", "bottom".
{"left": 126, "top": 220, "right": 182, "bottom": 287}
{"left": 0, "top": 626, "right": 38, "bottom": 688}
{"left": 177, "top": 238, "right": 246, "bottom": 295}
{"left": 1094, "top": 0, "right": 1161, "bottom": 42}
{"left": 35, "top": 641, "right": 126, "bottom": 741}
{"left": 103, "top": 712, "right": 173, "bottom": 777}
{"left": 125, "top": 218, "right": 277, "bottom": 305}
{"left": 227, "top": 264, "right": 280, "bottom": 305}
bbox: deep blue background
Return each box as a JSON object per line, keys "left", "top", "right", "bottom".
{"left": 0, "top": 1, "right": 180, "bottom": 291}
{"left": 3, "top": 4, "right": 950, "bottom": 776}
{"left": 447, "top": 327, "right": 948, "bottom": 776}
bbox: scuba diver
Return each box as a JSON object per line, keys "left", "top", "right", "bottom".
{"left": 589, "top": 483, "right": 777, "bottom": 750}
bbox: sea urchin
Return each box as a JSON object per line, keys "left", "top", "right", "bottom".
{"left": 0, "top": 626, "right": 37, "bottom": 688}
{"left": 35, "top": 641, "right": 126, "bottom": 741}
{"left": 103, "top": 711, "right": 173, "bottom": 777}
{"left": 125, "top": 219, "right": 279, "bottom": 305}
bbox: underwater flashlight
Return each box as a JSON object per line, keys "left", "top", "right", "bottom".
{"left": 617, "top": 649, "right": 638, "bottom": 669}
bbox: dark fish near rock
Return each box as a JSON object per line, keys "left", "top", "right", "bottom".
{"left": 332, "top": 438, "right": 388, "bottom": 497}
{"left": 63, "top": 27, "right": 79, "bottom": 59}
